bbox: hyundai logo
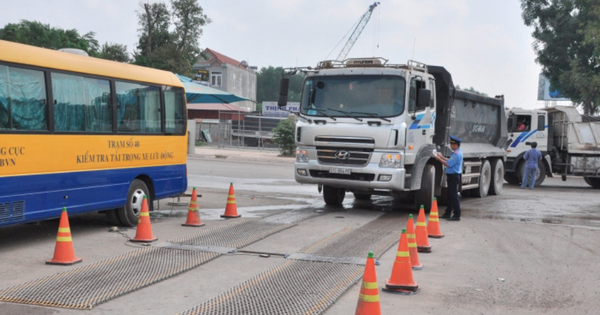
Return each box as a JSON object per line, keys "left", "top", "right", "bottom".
{"left": 335, "top": 150, "right": 351, "bottom": 160}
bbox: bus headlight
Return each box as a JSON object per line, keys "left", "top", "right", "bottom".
{"left": 379, "top": 153, "right": 402, "bottom": 168}
{"left": 296, "top": 149, "right": 308, "bottom": 163}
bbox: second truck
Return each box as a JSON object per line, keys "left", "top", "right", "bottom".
{"left": 505, "top": 106, "right": 600, "bottom": 188}
{"left": 278, "top": 58, "right": 508, "bottom": 211}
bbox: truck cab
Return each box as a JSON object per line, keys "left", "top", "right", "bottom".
{"left": 505, "top": 109, "right": 551, "bottom": 186}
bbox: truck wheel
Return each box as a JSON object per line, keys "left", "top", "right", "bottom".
{"left": 489, "top": 159, "right": 504, "bottom": 195}
{"left": 415, "top": 165, "right": 435, "bottom": 212}
{"left": 353, "top": 192, "right": 372, "bottom": 200}
{"left": 518, "top": 161, "right": 546, "bottom": 187}
{"left": 473, "top": 160, "right": 491, "bottom": 198}
{"left": 118, "top": 179, "right": 151, "bottom": 227}
{"left": 323, "top": 185, "right": 345, "bottom": 205}
{"left": 584, "top": 177, "right": 600, "bottom": 189}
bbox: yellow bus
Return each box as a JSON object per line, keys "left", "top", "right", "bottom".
{"left": 0, "top": 40, "right": 188, "bottom": 227}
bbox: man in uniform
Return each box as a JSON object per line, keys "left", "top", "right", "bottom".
{"left": 435, "top": 135, "right": 463, "bottom": 221}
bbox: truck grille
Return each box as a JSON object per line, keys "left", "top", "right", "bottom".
{"left": 316, "top": 148, "right": 373, "bottom": 166}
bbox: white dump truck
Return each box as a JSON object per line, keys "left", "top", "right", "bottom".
{"left": 505, "top": 106, "right": 600, "bottom": 188}
{"left": 277, "top": 58, "right": 508, "bottom": 211}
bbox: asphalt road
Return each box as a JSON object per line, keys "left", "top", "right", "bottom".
{"left": 1, "top": 147, "right": 599, "bottom": 314}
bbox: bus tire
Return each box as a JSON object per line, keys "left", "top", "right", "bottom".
{"left": 105, "top": 209, "right": 121, "bottom": 226}
{"left": 489, "top": 158, "right": 504, "bottom": 196}
{"left": 473, "top": 160, "right": 491, "bottom": 198}
{"left": 323, "top": 185, "right": 345, "bottom": 205}
{"left": 415, "top": 164, "right": 435, "bottom": 212}
{"left": 118, "top": 179, "right": 151, "bottom": 227}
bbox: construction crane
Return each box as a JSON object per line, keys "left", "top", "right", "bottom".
{"left": 336, "top": 2, "right": 380, "bottom": 61}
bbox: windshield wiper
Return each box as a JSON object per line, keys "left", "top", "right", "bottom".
{"left": 350, "top": 111, "right": 391, "bottom": 122}
{"left": 307, "top": 108, "right": 337, "bottom": 121}
{"left": 327, "top": 108, "right": 363, "bottom": 121}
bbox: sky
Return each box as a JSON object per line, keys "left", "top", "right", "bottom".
{"left": 1, "top": 0, "right": 550, "bottom": 109}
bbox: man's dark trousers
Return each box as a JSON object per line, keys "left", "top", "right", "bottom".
{"left": 445, "top": 173, "right": 461, "bottom": 218}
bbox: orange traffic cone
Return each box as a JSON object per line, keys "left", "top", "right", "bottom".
{"left": 406, "top": 214, "right": 422, "bottom": 270}
{"left": 355, "top": 251, "right": 381, "bottom": 315}
{"left": 427, "top": 197, "right": 444, "bottom": 238}
{"left": 131, "top": 196, "right": 158, "bottom": 242}
{"left": 182, "top": 187, "right": 205, "bottom": 227}
{"left": 46, "top": 207, "right": 82, "bottom": 265}
{"left": 221, "top": 183, "right": 241, "bottom": 218}
{"left": 383, "top": 228, "right": 419, "bottom": 294}
{"left": 415, "top": 205, "right": 432, "bottom": 253}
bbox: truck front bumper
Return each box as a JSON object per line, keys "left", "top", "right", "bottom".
{"left": 294, "top": 161, "right": 407, "bottom": 191}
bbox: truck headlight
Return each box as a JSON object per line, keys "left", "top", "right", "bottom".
{"left": 379, "top": 153, "right": 402, "bottom": 168}
{"left": 296, "top": 149, "right": 308, "bottom": 163}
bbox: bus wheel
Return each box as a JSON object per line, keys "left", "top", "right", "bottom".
{"left": 323, "top": 185, "right": 345, "bottom": 205}
{"left": 118, "top": 179, "right": 151, "bottom": 227}
{"left": 105, "top": 209, "right": 121, "bottom": 226}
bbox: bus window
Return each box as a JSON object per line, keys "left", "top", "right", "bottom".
{"left": 0, "top": 65, "right": 48, "bottom": 131}
{"left": 164, "top": 87, "right": 186, "bottom": 134}
{"left": 52, "top": 72, "right": 112, "bottom": 132}
{"left": 116, "top": 81, "right": 161, "bottom": 133}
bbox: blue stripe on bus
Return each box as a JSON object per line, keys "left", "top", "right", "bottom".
{"left": 0, "top": 165, "right": 187, "bottom": 226}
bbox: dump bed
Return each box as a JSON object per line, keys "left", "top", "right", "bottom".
{"left": 429, "top": 66, "right": 507, "bottom": 158}
{"left": 545, "top": 106, "right": 600, "bottom": 154}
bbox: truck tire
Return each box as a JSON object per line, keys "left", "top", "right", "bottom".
{"left": 518, "top": 161, "right": 546, "bottom": 187}
{"left": 323, "top": 185, "right": 345, "bottom": 205}
{"left": 473, "top": 160, "right": 491, "bottom": 198}
{"left": 489, "top": 159, "right": 504, "bottom": 195}
{"left": 353, "top": 192, "right": 372, "bottom": 200}
{"left": 415, "top": 164, "right": 435, "bottom": 212}
{"left": 118, "top": 179, "right": 151, "bottom": 227}
{"left": 584, "top": 177, "right": 600, "bottom": 189}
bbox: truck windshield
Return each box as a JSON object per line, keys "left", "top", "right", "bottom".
{"left": 300, "top": 75, "right": 405, "bottom": 118}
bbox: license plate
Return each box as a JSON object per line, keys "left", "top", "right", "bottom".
{"left": 329, "top": 167, "right": 352, "bottom": 175}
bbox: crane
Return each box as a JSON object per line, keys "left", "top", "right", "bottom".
{"left": 336, "top": 2, "right": 380, "bottom": 61}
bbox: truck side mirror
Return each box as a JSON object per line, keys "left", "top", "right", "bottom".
{"left": 278, "top": 78, "right": 289, "bottom": 107}
{"left": 416, "top": 89, "right": 431, "bottom": 111}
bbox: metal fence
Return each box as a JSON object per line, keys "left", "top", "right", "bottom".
{"left": 194, "top": 111, "right": 289, "bottom": 149}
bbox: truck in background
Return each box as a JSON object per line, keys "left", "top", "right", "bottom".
{"left": 277, "top": 58, "right": 508, "bottom": 211}
{"left": 505, "top": 106, "right": 600, "bottom": 188}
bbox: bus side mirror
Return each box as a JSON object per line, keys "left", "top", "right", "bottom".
{"left": 278, "top": 78, "right": 289, "bottom": 107}
{"left": 416, "top": 89, "right": 431, "bottom": 111}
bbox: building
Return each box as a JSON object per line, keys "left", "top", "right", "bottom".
{"left": 192, "top": 48, "right": 257, "bottom": 111}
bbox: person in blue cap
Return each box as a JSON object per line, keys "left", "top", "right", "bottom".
{"left": 435, "top": 135, "right": 463, "bottom": 221}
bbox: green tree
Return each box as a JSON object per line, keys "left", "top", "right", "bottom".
{"left": 98, "top": 42, "right": 130, "bottom": 62}
{"left": 133, "top": 0, "right": 210, "bottom": 76}
{"left": 257, "top": 66, "right": 304, "bottom": 104}
{"left": 0, "top": 20, "right": 99, "bottom": 55}
{"left": 522, "top": 0, "right": 600, "bottom": 114}
{"left": 272, "top": 117, "right": 297, "bottom": 156}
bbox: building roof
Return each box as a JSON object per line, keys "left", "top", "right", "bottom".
{"left": 201, "top": 48, "right": 248, "bottom": 69}
{"left": 187, "top": 103, "right": 249, "bottom": 112}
